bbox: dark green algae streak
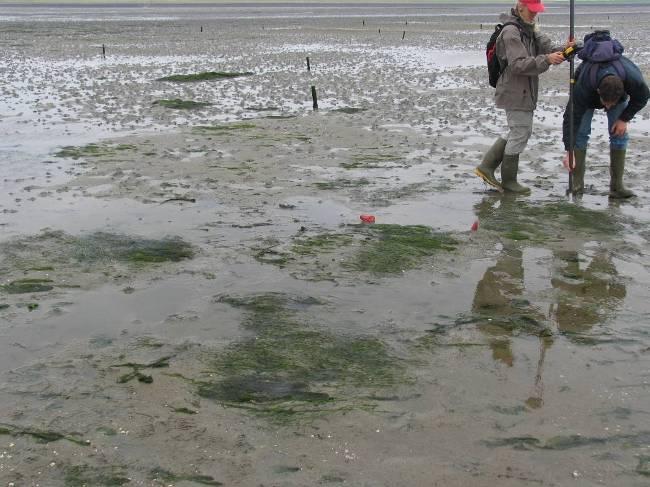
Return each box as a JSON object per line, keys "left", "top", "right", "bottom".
{"left": 63, "top": 464, "right": 131, "bottom": 487}
{"left": 156, "top": 71, "right": 254, "bottom": 82}
{"left": 0, "top": 423, "right": 89, "bottom": 446}
{"left": 484, "top": 431, "right": 650, "bottom": 452}
{"left": 153, "top": 98, "right": 212, "bottom": 110}
{"left": 63, "top": 463, "right": 223, "bottom": 487}
{"left": 1, "top": 278, "right": 54, "bottom": 294}
{"left": 149, "top": 467, "right": 223, "bottom": 486}
{"left": 54, "top": 142, "right": 137, "bottom": 160}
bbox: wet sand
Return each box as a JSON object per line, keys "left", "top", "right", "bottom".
{"left": 1, "top": 3, "right": 650, "bottom": 486}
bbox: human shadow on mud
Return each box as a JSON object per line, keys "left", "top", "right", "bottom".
{"left": 469, "top": 195, "right": 627, "bottom": 407}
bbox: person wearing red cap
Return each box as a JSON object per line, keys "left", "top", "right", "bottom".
{"left": 474, "top": 0, "right": 569, "bottom": 194}
{"left": 520, "top": 0, "right": 545, "bottom": 14}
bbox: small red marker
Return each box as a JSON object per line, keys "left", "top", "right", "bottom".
{"left": 471, "top": 220, "right": 479, "bottom": 232}
{"left": 360, "top": 214, "right": 375, "bottom": 223}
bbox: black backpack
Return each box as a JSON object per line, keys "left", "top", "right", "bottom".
{"left": 576, "top": 30, "right": 626, "bottom": 89}
{"left": 486, "top": 22, "right": 522, "bottom": 88}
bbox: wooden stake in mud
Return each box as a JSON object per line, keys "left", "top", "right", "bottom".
{"left": 402, "top": 30, "right": 406, "bottom": 40}
{"left": 306, "top": 56, "right": 311, "bottom": 71}
{"left": 102, "top": 44, "right": 106, "bottom": 58}
{"left": 311, "top": 85, "right": 318, "bottom": 110}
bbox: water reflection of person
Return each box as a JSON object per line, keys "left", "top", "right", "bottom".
{"left": 472, "top": 245, "right": 523, "bottom": 367}
{"left": 549, "top": 248, "right": 626, "bottom": 334}
{"left": 471, "top": 196, "right": 627, "bottom": 408}
{"left": 471, "top": 195, "right": 551, "bottom": 408}
{"left": 471, "top": 195, "right": 547, "bottom": 368}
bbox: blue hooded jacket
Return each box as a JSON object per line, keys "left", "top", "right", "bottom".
{"left": 562, "top": 56, "right": 649, "bottom": 150}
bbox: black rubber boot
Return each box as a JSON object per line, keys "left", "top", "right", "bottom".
{"left": 571, "top": 149, "right": 587, "bottom": 194}
{"left": 609, "top": 148, "right": 635, "bottom": 199}
{"left": 474, "top": 138, "right": 506, "bottom": 192}
{"left": 501, "top": 154, "right": 530, "bottom": 195}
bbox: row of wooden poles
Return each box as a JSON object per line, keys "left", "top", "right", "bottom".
{"left": 99, "top": 18, "right": 414, "bottom": 59}
{"left": 99, "top": 46, "right": 319, "bottom": 110}
{"left": 98, "top": 16, "right": 416, "bottom": 111}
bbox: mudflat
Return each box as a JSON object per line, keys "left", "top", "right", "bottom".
{"left": 1, "top": 3, "right": 650, "bottom": 486}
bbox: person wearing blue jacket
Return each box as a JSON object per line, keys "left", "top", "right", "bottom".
{"left": 562, "top": 54, "right": 649, "bottom": 198}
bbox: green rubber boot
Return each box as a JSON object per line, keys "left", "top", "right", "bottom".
{"left": 501, "top": 154, "right": 531, "bottom": 195}
{"left": 609, "top": 148, "right": 635, "bottom": 199}
{"left": 571, "top": 149, "right": 587, "bottom": 194}
{"left": 474, "top": 138, "right": 506, "bottom": 191}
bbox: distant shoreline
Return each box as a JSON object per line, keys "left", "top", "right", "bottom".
{"left": 1, "top": 0, "right": 648, "bottom": 5}
{"left": 0, "top": 0, "right": 507, "bottom": 4}
{"left": 4, "top": 0, "right": 649, "bottom": 5}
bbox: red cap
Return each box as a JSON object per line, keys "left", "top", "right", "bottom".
{"left": 521, "top": 0, "right": 545, "bottom": 13}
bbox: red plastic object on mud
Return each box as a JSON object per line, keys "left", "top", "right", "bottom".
{"left": 471, "top": 220, "right": 479, "bottom": 232}
{"left": 360, "top": 214, "right": 376, "bottom": 223}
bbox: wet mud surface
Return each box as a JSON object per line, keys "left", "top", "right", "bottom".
{"left": 1, "top": 3, "right": 650, "bottom": 486}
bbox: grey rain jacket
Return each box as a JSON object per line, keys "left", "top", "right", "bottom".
{"left": 494, "top": 9, "right": 558, "bottom": 111}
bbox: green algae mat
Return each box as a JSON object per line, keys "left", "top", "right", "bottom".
{"left": 254, "top": 224, "right": 458, "bottom": 280}
{"left": 0, "top": 231, "right": 194, "bottom": 296}
{"left": 194, "top": 293, "right": 407, "bottom": 422}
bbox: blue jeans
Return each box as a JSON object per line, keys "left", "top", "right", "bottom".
{"left": 575, "top": 97, "right": 629, "bottom": 150}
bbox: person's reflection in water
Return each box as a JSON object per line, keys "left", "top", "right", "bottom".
{"left": 471, "top": 196, "right": 547, "bottom": 368}
{"left": 472, "top": 245, "right": 523, "bottom": 367}
{"left": 471, "top": 195, "right": 552, "bottom": 408}
{"left": 471, "top": 197, "right": 628, "bottom": 408}
{"left": 550, "top": 248, "right": 626, "bottom": 335}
